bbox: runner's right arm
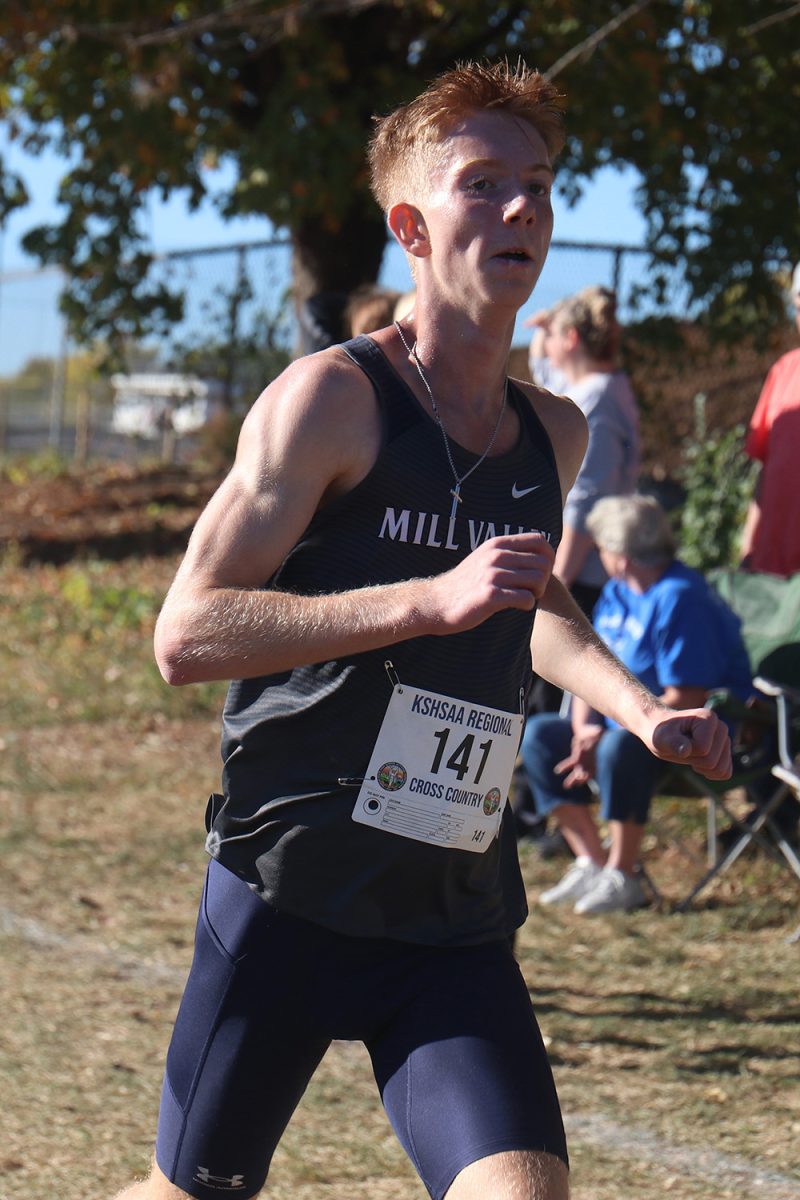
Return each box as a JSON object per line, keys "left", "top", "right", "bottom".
{"left": 155, "top": 352, "right": 555, "bottom": 685}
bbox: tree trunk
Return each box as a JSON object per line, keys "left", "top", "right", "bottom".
{"left": 291, "top": 198, "right": 391, "bottom": 353}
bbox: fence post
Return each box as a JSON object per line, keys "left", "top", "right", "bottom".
{"left": 222, "top": 247, "right": 247, "bottom": 409}
{"left": 160, "top": 403, "right": 178, "bottom": 464}
{"left": 0, "top": 383, "right": 7, "bottom": 454}
{"left": 48, "top": 324, "right": 68, "bottom": 451}
{"left": 73, "top": 385, "right": 90, "bottom": 466}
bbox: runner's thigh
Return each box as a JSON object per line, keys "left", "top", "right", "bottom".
{"left": 155, "top": 860, "right": 330, "bottom": 1200}
{"left": 366, "top": 938, "right": 567, "bottom": 1200}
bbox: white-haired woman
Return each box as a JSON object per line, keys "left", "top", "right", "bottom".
{"left": 521, "top": 495, "right": 752, "bottom": 915}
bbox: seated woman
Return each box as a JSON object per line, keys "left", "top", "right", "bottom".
{"left": 521, "top": 494, "right": 752, "bottom": 915}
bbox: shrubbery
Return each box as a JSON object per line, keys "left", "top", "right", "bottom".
{"left": 677, "top": 393, "right": 758, "bottom": 572}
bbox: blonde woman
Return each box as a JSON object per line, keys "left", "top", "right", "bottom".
{"left": 533, "top": 286, "right": 640, "bottom": 607}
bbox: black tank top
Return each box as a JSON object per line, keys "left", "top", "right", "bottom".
{"left": 209, "top": 335, "right": 563, "bottom": 944}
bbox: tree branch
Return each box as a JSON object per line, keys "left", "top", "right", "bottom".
{"left": 543, "top": 0, "right": 656, "bottom": 80}
{"left": 68, "top": 0, "right": 386, "bottom": 50}
{"left": 739, "top": 2, "right": 800, "bottom": 38}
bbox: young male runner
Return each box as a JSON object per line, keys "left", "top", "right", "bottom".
{"left": 116, "top": 62, "right": 730, "bottom": 1200}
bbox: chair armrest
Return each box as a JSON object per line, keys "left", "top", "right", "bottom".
{"left": 753, "top": 676, "right": 800, "bottom": 769}
{"left": 754, "top": 675, "right": 800, "bottom": 705}
{"left": 772, "top": 762, "right": 800, "bottom": 792}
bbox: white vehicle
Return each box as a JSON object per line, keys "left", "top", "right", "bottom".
{"left": 110, "top": 373, "right": 224, "bottom": 439}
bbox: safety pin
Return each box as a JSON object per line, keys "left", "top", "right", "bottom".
{"left": 384, "top": 660, "right": 402, "bottom": 691}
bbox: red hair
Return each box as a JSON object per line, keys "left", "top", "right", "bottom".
{"left": 368, "top": 60, "right": 565, "bottom": 212}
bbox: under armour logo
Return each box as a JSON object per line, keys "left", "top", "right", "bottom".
{"left": 194, "top": 1166, "right": 246, "bottom": 1190}
{"left": 511, "top": 482, "right": 542, "bottom": 499}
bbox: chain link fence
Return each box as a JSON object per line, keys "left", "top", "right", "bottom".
{"left": 0, "top": 236, "right": 788, "bottom": 475}
{"left": 0, "top": 238, "right": 294, "bottom": 463}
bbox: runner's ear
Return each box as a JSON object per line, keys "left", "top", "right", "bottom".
{"left": 388, "top": 202, "right": 430, "bottom": 260}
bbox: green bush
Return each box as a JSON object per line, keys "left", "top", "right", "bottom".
{"left": 0, "top": 448, "right": 71, "bottom": 484}
{"left": 677, "top": 394, "right": 758, "bottom": 571}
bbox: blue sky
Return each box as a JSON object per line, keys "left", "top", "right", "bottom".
{"left": 0, "top": 133, "right": 647, "bottom": 267}
{"left": 0, "top": 131, "right": 648, "bottom": 372}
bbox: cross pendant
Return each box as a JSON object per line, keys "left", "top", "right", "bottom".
{"left": 449, "top": 485, "right": 462, "bottom": 524}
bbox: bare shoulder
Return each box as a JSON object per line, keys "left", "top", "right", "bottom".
{"left": 241, "top": 345, "right": 378, "bottom": 459}
{"left": 229, "top": 345, "right": 380, "bottom": 499}
{"left": 169, "top": 346, "right": 381, "bottom": 591}
{"left": 511, "top": 377, "right": 588, "bottom": 496}
{"left": 511, "top": 375, "right": 586, "bottom": 440}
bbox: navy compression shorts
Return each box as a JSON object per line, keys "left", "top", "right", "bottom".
{"left": 155, "top": 859, "right": 567, "bottom": 1200}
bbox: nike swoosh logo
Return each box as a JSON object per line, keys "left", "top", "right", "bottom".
{"left": 511, "top": 483, "right": 542, "bottom": 499}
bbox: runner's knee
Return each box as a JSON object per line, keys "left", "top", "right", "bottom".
{"left": 446, "top": 1148, "right": 569, "bottom": 1200}
{"left": 113, "top": 1159, "right": 262, "bottom": 1200}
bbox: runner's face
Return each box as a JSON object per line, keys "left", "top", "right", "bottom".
{"left": 419, "top": 110, "right": 554, "bottom": 313}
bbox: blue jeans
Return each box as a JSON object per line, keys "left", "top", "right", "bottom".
{"left": 520, "top": 713, "right": 659, "bottom": 825}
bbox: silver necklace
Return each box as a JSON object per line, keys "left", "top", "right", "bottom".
{"left": 395, "top": 321, "right": 507, "bottom": 523}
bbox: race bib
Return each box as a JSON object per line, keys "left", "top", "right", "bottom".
{"left": 353, "top": 683, "right": 522, "bottom": 853}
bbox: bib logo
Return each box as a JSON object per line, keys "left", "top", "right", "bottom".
{"left": 483, "top": 788, "right": 502, "bottom": 816}
{"left": 377, "top": 761, "right": 407, "bottom": 791}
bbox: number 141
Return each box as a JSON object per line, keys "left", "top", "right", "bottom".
{"left": 430, "top": 729, "right": 493, "bottom": 783}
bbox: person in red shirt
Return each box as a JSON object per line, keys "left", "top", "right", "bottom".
{"left": 740, "top": 263, "right": 800, "bottom": 577}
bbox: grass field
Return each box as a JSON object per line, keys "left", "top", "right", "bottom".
{"left": 1, "top": 554, "right": 799, "bottom": 1200}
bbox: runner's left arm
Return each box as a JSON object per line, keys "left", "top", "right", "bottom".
{"left": 531, "top": 575, "right": 731, "bottom": 782}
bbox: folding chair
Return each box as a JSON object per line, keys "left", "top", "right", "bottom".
{"left": 663, "top": 569, "right": 800, "bottom": 910}
{"left": 756, "top": 676, "right": 800, "bottom": 941}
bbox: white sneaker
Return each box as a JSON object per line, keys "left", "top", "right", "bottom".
{"left": 573, "top": 867, "right": 648, "bottom": 915}
{"left": 539, "top": 856, "right": 603, "bottom": 906}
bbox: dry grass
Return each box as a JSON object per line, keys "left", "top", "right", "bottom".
{"left": 2, "top": 555, "right": 799, "bottom": 1200}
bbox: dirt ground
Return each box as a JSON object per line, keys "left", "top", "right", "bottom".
{"left": 1, "top": 473, "right": 799, "bottom": 1200}
{"left": 0, "top": 460, "right": 223, "bottom": 564}
{"left": 1, "top": 716, "right": 798, "bottom": 1200}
